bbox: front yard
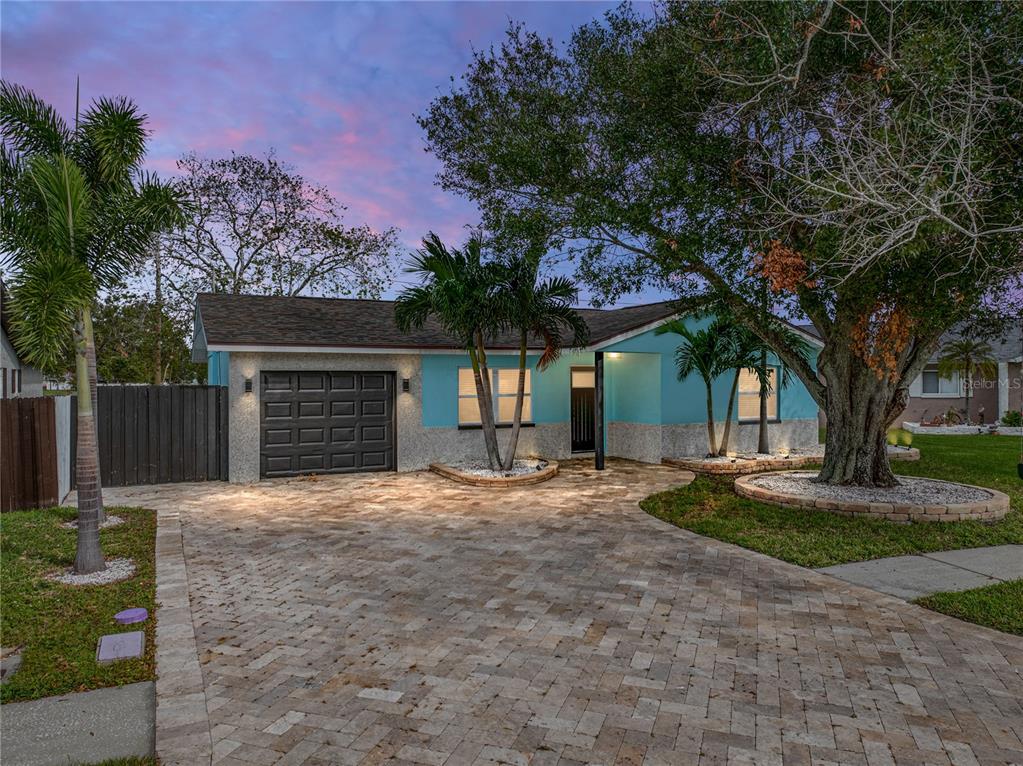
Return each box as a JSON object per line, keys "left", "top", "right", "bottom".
{"left": 0, "top": 507, "right": 156, "bottom": 703}
{"left": 642, "top": 433, "right": 1022, "bottom": 568}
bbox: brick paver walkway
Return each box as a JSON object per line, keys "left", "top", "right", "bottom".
{"left": 105, "top": 460, "right": 1023, "bottom": 766}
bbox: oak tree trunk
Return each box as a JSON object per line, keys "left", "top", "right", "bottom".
{"left": 817, "top": 358, "right": 901, "bottom": 487}
{"left": 73, "top": 312, "right": 106, "bottom": 575}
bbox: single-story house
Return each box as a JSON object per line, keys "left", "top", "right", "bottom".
{"left": 192, "top": 293, "right": 822, "bottom": 483}
{"left": 0, "top": 280, "right": 45, "bottom": 399}
{"left": 898, "top": 322, "right": 1022, "bottom": 426}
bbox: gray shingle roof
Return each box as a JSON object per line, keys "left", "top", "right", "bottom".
{"left": 195, "top": 293, "right": 680, "bottom": 351}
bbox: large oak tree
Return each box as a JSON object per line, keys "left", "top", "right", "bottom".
{"left": 419, "top": 1, "right": 1023, "bottom": 486}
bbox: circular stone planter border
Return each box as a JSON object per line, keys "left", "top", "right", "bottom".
{"left": 665, "top": 447, "right": 920, "bottom": 476}
{"left": 734, "top": 471, "right": 1008, "bottom": 523}
{"left": 663, "top": 455, "right": 818, "bottom": 476}
{"left": 429, "top": 460, "right": 558, "bottom": 487}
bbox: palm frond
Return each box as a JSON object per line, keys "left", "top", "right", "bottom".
{"left": 26, "top": 154, "right": 92, "bottom": 262}
{"left": 0, "top": 81, "right": 70, "bottom": 158}
{"left": 6, "top": 251, "right": 94, "bottom": 370}
{"left": 75, "top": 95, "right": 147, "bottom": 188}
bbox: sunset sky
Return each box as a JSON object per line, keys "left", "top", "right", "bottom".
{"left": 3, "top": 1, "right": 669, "bottom": 303}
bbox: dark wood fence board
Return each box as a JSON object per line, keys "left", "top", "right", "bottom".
{"left": 1, "top": 397, "right": 58, "bottom": 512}
{"left": 69, "top": 385, "right": 228, "bottom": 488}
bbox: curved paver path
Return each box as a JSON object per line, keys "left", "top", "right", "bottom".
{"left": 104, "top": 459, "right": 1023, "bottom": 766}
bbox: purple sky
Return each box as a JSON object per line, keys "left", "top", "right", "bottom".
{"left": 3, "top": 1, "right": 667, "bottom": 304}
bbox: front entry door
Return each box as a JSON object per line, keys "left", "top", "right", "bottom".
{"left": 571, "top": 367, "right": 595, "bottom": 452}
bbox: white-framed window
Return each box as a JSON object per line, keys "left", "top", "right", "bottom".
{"left": 919, "top": 366, "right": 960, "bottom": 396}
{"left": 737, "top": 367, "right": 778, "bottom": 421}
{"left": 458, "top": 368, "right": 532, "bottom": 426}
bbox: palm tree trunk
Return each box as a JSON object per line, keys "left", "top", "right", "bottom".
{"left": 718, "top": 369, "right": 739, "bottom": 455}
{"left": 81, "top": 306, "right": 105, "bottom": 525}
{"left": 74, "top": 312, "right": 106, "bottom": 575}
{"left": 502, "top": 333, "right": 528, "bottom": 471}
{"left": 703, "top": 379, "right": 718, "bottom": 456}
{"left": 757, "top": 348, "right": 770, "bottom": 454}
{"left": 154, "top": 240, "right": 164, "bottom": 385}
{"left": 965, "top": 370, "right": 972, "bottom": 424}
{"left": 469, "top": 339, "right": 502, "bottom": 470}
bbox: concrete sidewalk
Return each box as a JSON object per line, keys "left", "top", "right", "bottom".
{"left": 817, "top": 544, "right": 1023, "bottom": 600}
{"left": 0, "top": 681, "right": 154, "bottom": 766}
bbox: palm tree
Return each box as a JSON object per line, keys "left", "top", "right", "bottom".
{"left": 655, "top": 318, "right": 735, "bottom": 455}
{"left": 1, "top": 82, "right": 184, "bottom": 573}
{"left": 395, "top": 232, "right": 507, "bottom": 469}
{"left": 496, "top": 251, "right": 588, "bottom": 471}
{"left": 937, "top": 339, "right": 997, "bottom": 424}
{"left": 716, "top": 322, "right": 765, "bottom": 456}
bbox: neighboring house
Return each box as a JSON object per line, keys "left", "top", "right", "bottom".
{"left": 899, "top": 323, "right": 1022, "bottom": 426}
{"left": 0, "top": 281, "right": 45, "bottom": 399}
{"left": 192, "top": 293, "right": 823, "bottom": 483}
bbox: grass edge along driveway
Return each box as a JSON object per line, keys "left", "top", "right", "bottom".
{"left": 1, "top": 506, "right": 156, "bottom": 704}
{"left": 641, "top": 434, "right": 1022, "bottom": 570}
{"left": 915, "top": 579, "right": 1023, "bottom": 636}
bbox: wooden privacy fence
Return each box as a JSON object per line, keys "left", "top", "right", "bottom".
{"left": 1, "top": 396, "right": 59, "bottom": 511}
{"left": 71, "top": 384, "right": 229, "bottom": 487}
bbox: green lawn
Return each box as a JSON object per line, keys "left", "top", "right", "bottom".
{"left": 0, "top": 507, "right": 156, "bottom": 704}
{"left": 642, "top": 433, "right": 1023, "bottom": 569}
{"left": 916, "top": 580, "right": 1023, "bottom": 636}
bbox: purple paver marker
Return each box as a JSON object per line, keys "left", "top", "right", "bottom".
{"left": 114, "top": 607, "right": 148, "bottom": 625}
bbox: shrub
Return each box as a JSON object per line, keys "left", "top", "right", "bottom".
{"left": 1001, "top": 410, "right": 1022, "bottom": 427}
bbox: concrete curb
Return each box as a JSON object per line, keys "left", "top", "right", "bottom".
{"left": 155, "top": 507, "right": 213, "bottom": 765}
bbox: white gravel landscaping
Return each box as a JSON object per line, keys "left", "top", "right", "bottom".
{"left": 60, "top": 514, "right": 125, "bottom": 530}
{"left": 450, "top": 458, "right": 549, "bottom": 478}
{"left": 748, "top": 471, "right": 992, "bottom": 505}
{"left": 48, "top": 557, "right": 136, "bottom": 586}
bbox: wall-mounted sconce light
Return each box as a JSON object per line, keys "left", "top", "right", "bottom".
{"left": 401, "top": 378, "right": 410, "bottom": 393}
{"left": 244, "top": 378, "right": 253, "bottom": 394}
{"left": 608, "top": 352, "right": 622, "bottom": 359}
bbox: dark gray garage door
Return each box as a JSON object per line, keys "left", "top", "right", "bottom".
{"left": 260, "top": 371, "right": 395, "bottom": 478}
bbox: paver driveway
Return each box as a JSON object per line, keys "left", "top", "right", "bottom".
{"left": 105, "top": 459, "right": 1023, "bottom": 766}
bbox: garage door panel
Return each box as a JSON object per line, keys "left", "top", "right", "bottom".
{"left": 298, "top": 428, "right": 325, "bottom": 445}
{"left": 264, "top": 402, "right": 292, "bottom": 419}
{"left": 264, "top": 455, "right": 293, "bottom": 475}
{"left": 360, "top": 373, "right": 387, "bottom": 390}
{"left": 361, "top": 451, "right": 389, "bottom": 468}
{"left": 331, "top": 427, "right": 356, "bottom": 443}
{"left": 297, "top": 373, "right": 326, "bottom": 392}
{"left": 360, "top": 400, "right": 387, "bottom": 417}
{"left": 297, "top": 454, "right": 325, "bottom": 471}
{"left": 330, "top": 373, "right": 356, "bottom": 391}
{"left": 331, "top": 453, "right": 357, "bottom": 470}
{"left": 330, "top": 400, "right": 356, "bottom": 417}
{"left": 260, "top": 371, "right": 395, "bottom": 478}
{"left": 265, "top": 429, "right": 292, "bottom": 446}
{"left": 263, "top": 372, "right": 293, "bottom": 391}
{"left": 360, "top": 424, "right": 388, "bottom": 443}
{"left": 298, "top": 401, "right": 324, "bottom": 417}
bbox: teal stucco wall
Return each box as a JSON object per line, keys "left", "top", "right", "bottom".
{"left": 418, "top": 318, "right": 819, "bottom": 428}
{"left": 208, "top": 350, "right": 230, "bottom": 387}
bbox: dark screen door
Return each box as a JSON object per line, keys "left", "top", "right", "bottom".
{"left": 571, "top": 387, "right": 595, "bottom": 452}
